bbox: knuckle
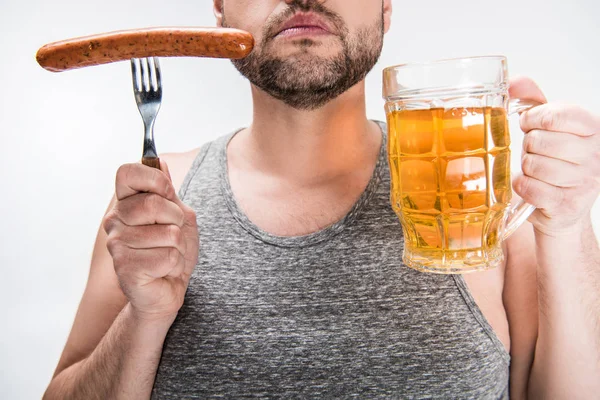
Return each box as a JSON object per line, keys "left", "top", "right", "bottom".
{"left": 116, "top": 163, "right": 134, "bottom": 184}
{"left": 521, "top": 154, "right": 536, "bottom": 176}
{"left": 106, "top": 228, "right": 125, "bottom": 248}
{"left": 174, "top": 207, "right": 185, "bottom": 228}
{"left": 150, "top": 168, "right": 167, "bottom": 194}
{"left": 179, "top": 207, "right": 196, "bottom": 228}
{"left": 106, "top": 238, "right": 119, "bottom": 258}
{"left": 523, "top": 130, "right": 539, "bottom": 154}
{"left": 168, "top": 225, "right": 183, "bottom": 247}
{"left": 115, "top": 164, "right": 127, "bottom": 183}
{"left": 163, "top": 180, "right": 175, "bottom": 199}
{"left": 540, "top": 108, "right": 558, "bottom": 131}
{"left": 102, "top": 210, "right": 119, "bottom": 234}
{"left": 184, "top": 206, "right": 197, "bottom": 221}
{"left": 167, "top": 247, "right": 180, "bottom": 268}
{"left": 143, "top": 193, "right": 160, "bottom": 214}
{"left": 518, "top": 176, "right": 532, "bottom": 198}
{"left": 150, "top": 166, "right": 161, "bottom": 181}
{"left": 108, "top": 241, "right": 128, "bottom": 266}
{"left": 519, "top": 111, "right": 531, "bottom": 132}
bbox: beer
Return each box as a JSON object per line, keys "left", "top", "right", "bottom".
{"left": 387, "top": 107, "right": 512, "bottom": 273}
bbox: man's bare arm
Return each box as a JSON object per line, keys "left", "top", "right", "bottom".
{"left": 527, "top": 220, "right": 600, "bottom": 397}
{"left": 505, "top": 77, "right": 600, "bottom": 397}
{"left": 43, "top": 151, "right": 200, "bottom": 399}
{"left": 43, "top": 304, "right": 174, "bottom": 399}
{"left": 502, "top": 223, "right": 539, "bottom": 400}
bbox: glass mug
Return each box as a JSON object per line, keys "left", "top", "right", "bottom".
{"left": 383, "top": 56, "right": 539, "bottom": 274}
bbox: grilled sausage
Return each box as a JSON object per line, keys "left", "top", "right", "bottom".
{"left": 36, "top": 27, "right": 254, "bottom": 72}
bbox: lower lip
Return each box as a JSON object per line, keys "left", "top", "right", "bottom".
{"left": 276, "top": 26, "right": 331, "bottom": 39}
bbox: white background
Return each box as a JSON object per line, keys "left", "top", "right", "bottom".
{"left": 1, "top": 0, "right": 599, "bottom": 398}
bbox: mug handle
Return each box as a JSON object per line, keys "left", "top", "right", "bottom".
{"left": 502, "top": 98, "right": 544, "bottom": 239}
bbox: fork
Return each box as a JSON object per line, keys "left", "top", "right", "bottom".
{"left": 131, "top": 57, "right": 162, "bottom": 169}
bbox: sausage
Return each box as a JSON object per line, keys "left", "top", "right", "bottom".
{"left": 36, "top": 27, "right": 254, "bottom": 72}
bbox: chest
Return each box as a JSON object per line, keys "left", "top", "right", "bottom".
{"left": 213, "top": 177, "right": 509, "bottom": 353}
{"left": 228, "top": 171, "right": 373, "bottom": 238}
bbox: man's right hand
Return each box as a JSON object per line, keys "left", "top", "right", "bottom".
{"left": 102, "top": 160, "right": 199, "bottom": 323}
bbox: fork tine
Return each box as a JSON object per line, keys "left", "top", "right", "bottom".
{"left": 142, "top": 57, "right": 151, "bottom": 92}
{"left": 153, "top": 57, "right": 162, "bottom": 92}
{"left": 130, "top": 58, "right": 140, "bottom": 92}
{"left": 148, "top": 57, "right": 157, "bottom": 92}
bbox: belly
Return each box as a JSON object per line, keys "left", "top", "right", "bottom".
{"left": 152, "top": 275, "right": 509, "bottom": 399}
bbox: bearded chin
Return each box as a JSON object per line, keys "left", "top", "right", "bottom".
{"left": 231, "top": 26, "right": 383, "bottom": 111}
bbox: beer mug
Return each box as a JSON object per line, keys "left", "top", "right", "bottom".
{"left": 383, "top": 56, "right": 539, "bottom": 274}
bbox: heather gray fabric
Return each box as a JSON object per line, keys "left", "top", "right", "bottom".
{"left": 151, "top": 121, "right": 510, "bottom": 399}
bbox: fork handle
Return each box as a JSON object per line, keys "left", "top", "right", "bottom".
{"left": 142, "top": 156, "right": 161, "bottom": 170}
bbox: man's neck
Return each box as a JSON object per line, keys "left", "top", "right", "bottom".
{"left": 228, "top": 80, "right": 382, "bottom": 186}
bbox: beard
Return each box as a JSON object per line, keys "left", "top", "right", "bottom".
{"left": 224, "top": 4, "right": 384, "bottom": 111}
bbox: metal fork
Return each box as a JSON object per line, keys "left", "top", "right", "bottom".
{"left": 131, "top": 57, "right": 162, "bottom": 169}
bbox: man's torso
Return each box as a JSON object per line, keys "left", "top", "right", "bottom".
{"left": 152, "top": 122, "right": 510, "bottom": 398}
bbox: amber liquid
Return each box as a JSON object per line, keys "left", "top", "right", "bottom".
{"left": 387, "top": 107, "right": 512, "bottom": 273}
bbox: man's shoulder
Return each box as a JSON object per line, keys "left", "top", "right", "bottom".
{"left": 159, "top": 146, "right": 205, "bottom": 195}
{"left": 158, "top": 129, "right": 242, "bottom": 193}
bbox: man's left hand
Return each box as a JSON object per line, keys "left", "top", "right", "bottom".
{"left": 509, "top": 76, "right": 600, "bottom": 237}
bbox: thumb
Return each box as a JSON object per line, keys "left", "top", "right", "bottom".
{"left": 159, "top": 158, "right": 188, "bottom": 210}
{"left": 159, "top": 158, "right": 172, "bottom": 182}
{"left": 508, "top": 75, "right": 548, "bottom": 104}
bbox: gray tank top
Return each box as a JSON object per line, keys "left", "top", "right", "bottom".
{"left": 151, "top": 121, "right": 510, "bottom": 399}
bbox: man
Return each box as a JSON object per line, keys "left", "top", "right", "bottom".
{"left": 44, "top": 0, "right": 600, "bottom": 398}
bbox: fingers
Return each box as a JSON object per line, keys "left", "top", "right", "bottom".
{"left": 506, "top": 82, "right": 600, "bottom": 232}
{"left": 106, "top": 223, "right": 186, "bottom": 255}
{"left": 513, "top": 174, "right": 599, "bottom": 218}
{"left": 109, "top": 245, "right": 186, "bottom": 280}
{"left": 520, "top": 103, "right": 600, "bottom": 137}
{"left": 513, "top": 174, "right": 564, "bottom": 212}
{"left": 522, "top": 129, "right": 594, "bottom": 165}
{"left": 115, "top": 163, "right": 175, "bottom": 201}
{"left": 105, "top": 193, "right": 185, "bottom": 229}
{"left": 521, "top": 153, "right": 585, "bottom": 188}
